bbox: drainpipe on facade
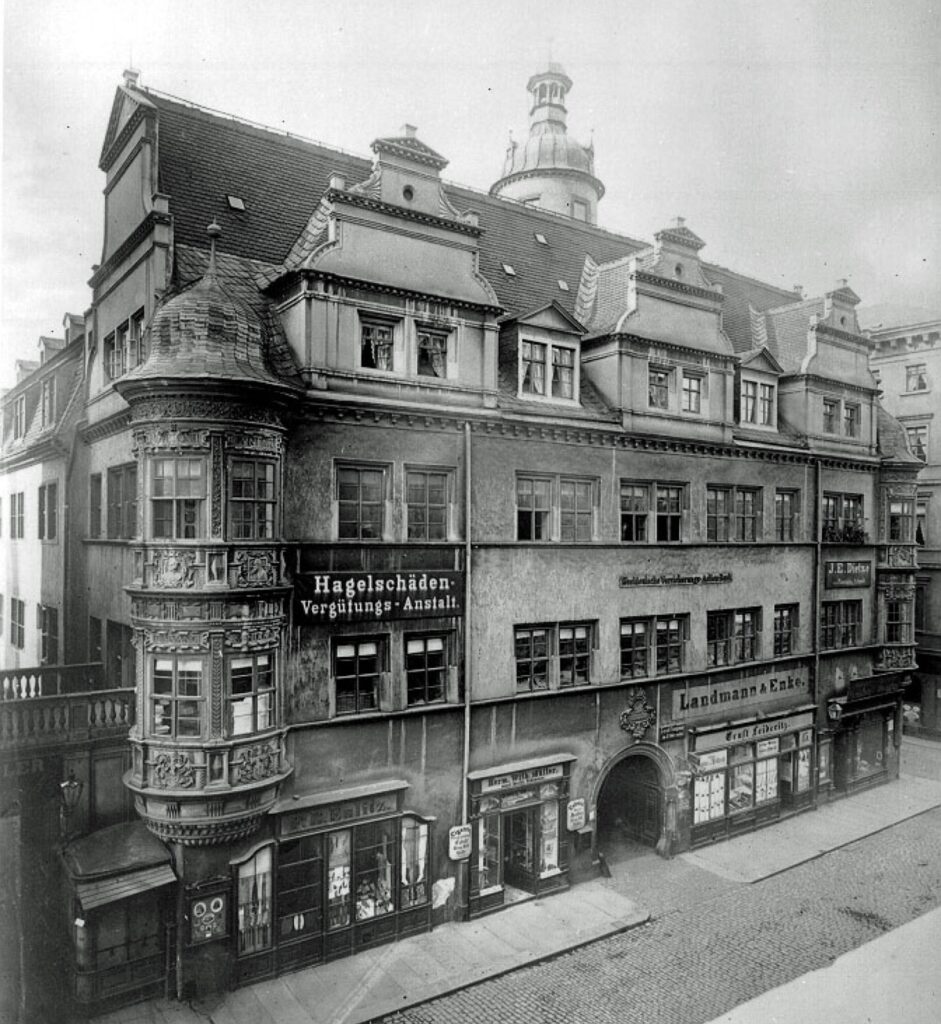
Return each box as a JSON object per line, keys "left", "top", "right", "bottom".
{"left": 460, "top": 421, "right": 473, "bottom": 917}
{"left": 812, "top": 457, "right": 822, "bottom": 806}
{"left": 174, "top": 843, "right": 185, "bottom": 1002}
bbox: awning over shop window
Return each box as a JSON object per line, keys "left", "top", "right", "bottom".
{"left": 75, "top": 864, "right": 177, "bottom": 910}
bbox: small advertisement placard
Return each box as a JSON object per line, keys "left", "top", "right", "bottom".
{"left": 566, "top": 798, "right": 587, "bottom": 832}
{"left": 448, "top": 824, "right": 473, "bottom": 861}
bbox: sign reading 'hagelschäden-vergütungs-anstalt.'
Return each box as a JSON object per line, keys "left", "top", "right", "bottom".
{"left": 295, "top": 571, "right": 464, "bottom": 622}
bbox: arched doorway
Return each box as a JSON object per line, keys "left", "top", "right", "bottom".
{"left": 596, "top": 749, "right": 666, "bottom": 850}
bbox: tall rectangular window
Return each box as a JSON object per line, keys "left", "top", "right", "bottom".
{"left": 822, "top": 399, "right": 839, "bottom": 434}
{"left": 40, "top": 379, "right": 56, "bottom": 428}
{"left": 406, "top": 469, "right": 449, "bottom": 541}
{"left": 620, "top": 619, "right": 649, "bottom": 678}
{"left": 906, "top": 425, "right": 928, "bottom": 461}
{"left": 152, "top": 459, "right": 202, "bottom": 539}
{"left": 38, "top": 482, "right": 58, "bottom": 540}
{"left": 821, "top": 601, "right": 863, "bottom": 649}
{"left": 706, "top": 487, "right": 732, "bottom": 542}
{"left": 741, "top": 380, "right": 757, "bottom": 423}
{"left": 336, "top": 465, "right": 385, "bottom": 540}
{"left": 229, "top": 460, "right": 276, "bottom": 540}
{"left": 10, "top": 492, "right": 25, "bottom": 539}
{"left": 151, "top": 656, "right": 204, "bottom": 737}
{"left": 11, "top": 598, "right": 25, "bottom": 649}
{"left": 885, "top": 601, "right": 912, "bottom": 645}
{"left": 648, "top": 368, "right": 671, "bottom": 410}
{"left": 709, "top": 608, "right": 760, "bottom": 665}
{"left": 521, "top": 341, "right": 547, "bottom": 395}
{"left": 277, "top": 835, "right": 323, "bottom": 943}
{"left": 229, "top": 653, "right": 275, "bottom": 735}
{"left": 888, "top": 500, "right": 913, "bottom": 543}
{"left": 417, "top": 329, "right": 449, "bottom": 378}
{"left": 906, "top": 364, "right": 928, "bottom": 392}
{"left": 758, "top": 383, "right": 775, "bottom": 426}
{"left": 551, "top": 347, "right": 575, "bottom": 399}
{"left": 515, "top": 626, "right": 550, "bottom": 692}
{"left": 128, "top": 309, "right": 146, "bottom": 369}
{"left": 108, "top": 464, "right": 139, "bottom": 539}
{"left": 334, "top": 639, "right": 381, "bottom": 714}
{"left": 516, "top": 476, "right": 552, "bottom": 541}
{"left": 681, "top": 374, "right": 701, "bottom": 413}
{"left": 89, "top": 474, "right": 102, "bottom": 538}
{"left": 773, "top": 604, "right": 799, "bottom": 656}
{"left": 237, "top": 848, "right": 272, "bottom": 954}
{"left": 734, "top": 488, "right": 761, "bottom": 541}
{"left": 39, "top": 605, "right": 59, "bottom": 664}
{"left": 88, "top": 615, "right": 103, "bottom": 662}
{"left": 361, "top": 320, "right": 394, "bottom": 371}
{"left": 620, "top": 482, "right": 648, "bottom": 542}
{"left": 734, "top": 608, "right": 760, "bottom": 661}
{"left": 12, "top": 395, "right": 27, "bottom": 439}
{"left": 559, "top": 479, "right": 594, "bottom": 542}
{"left": 656, "top": 485, "right": 684, "bottom": 543}
{"left": 655, "top": 616, "right": 686, "bottom": 674}
{"left": 843, "top": 404, "right": 860, "bottom": 437}
{"left": 405, "top": 636, "right": 447, "bottom": 705}
{"left": 774, "top": 490, "right": 799, "bottom": 542}
{"left": 558, "top": 623, "right": 591, "bottom": 687}
{"left": 707, "top": 610, "right": 733, "bottom": 667}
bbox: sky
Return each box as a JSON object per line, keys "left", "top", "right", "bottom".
{"left": 2, "top": 0, "right": 940, "bottom": 389}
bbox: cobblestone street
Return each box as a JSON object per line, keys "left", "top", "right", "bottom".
{"left": 380, "top": 805, "right": 941, "bottom": 1024}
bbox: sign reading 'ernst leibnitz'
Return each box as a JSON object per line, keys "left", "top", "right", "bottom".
{"left": 295, "top": 571, "right": 464, "bottom": 622}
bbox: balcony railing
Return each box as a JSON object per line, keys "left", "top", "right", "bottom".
{"left": 822, "top": 519, "right": 870, "bottom": 545}
{"left": 0, "top": 687, "right": 134, "bottom": 749}
{"left": 1, "top": 662, "right": 104, "bottom": 701}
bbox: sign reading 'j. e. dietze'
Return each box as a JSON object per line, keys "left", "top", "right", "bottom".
{"left": 295, "top": 571, "right": 464, "bottom": 622}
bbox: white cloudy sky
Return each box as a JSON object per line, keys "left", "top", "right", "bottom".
{"left": 2, "top": 0, "right": 939, "bottom": 388}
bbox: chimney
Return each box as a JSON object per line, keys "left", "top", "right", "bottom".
{"left": 794, "top": 284, "right": 804, "bottom": 298}
{"left": 328, "top": 174, "right": 345, "bottom": 191}
{"left": 402, "top": 124, "right": 417, "bottom": 139}
{"left": 123, "top": 68, "right": 140, "bottom": 89}
{"left": 675, "top": 216, "right": 686, "bottom": 229}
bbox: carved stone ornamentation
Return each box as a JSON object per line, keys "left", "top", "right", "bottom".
{"left": 224, "top": 431, "right": 284, "bottom": 456}
{"left": 132, "top": 396, "right": 281, "bottom": 426}
{"left": 884, "top": 546, "right": 915, "bottom": 567}
{"left": 618, "top": 688, "right": 657, "bottom": 740}
{"left": 132, "top": 425, "right": 211, "bottom": 455}
{"left": 233, "top": 549, "right": 278, "bottom": 588}
{"left": 152, "top": 752, "right": 197, "bottom": 789}
{"left": 210, "top": 434, "right": 224, "bottom": 539}
{"left": 879, "top": 580, "right": 916, "bottom": 601}
{"left": 151, "top": 550, "right": 199, "bottom": 589}
{"left": 224, "top": 625, "right": 281, "bottom": 651}
{"left": 232, "top": 744, "right": 279, "bottom": 784}
{"left": 140, "top": 811, "right": 268, "bottom": 847}
{"left": 145, "top": 629, "right": 211, "bottom": 652}
{"left": 210, "top": 634, "right": 224, "bottom": 739}
{"left": 876, "top": 647, "right": 917, "bottom": 671}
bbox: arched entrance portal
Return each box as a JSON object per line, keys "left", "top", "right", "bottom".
{"left": 596, "top": 748, "right": 669, "bottom": 852}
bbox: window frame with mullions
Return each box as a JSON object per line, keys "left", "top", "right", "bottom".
{"left": 707, "top": 607, "right": 761, "bottom": 667}
{"left": 228, "top": 651, "right": 276, "bottom": 736}
{"left": 360, "top": 317, "right": 397, "bottom": 372}
{"left": 518, "top": 336, "right": 579, "bottom": 402}
{"left": 516, "top": 474, "right": 599, "bottom": 543}
{"left": 333, "top": 637, "right": 384, "bottom": 716}
{"left": 38, "top": 604, "right": 59, "bottom": 664}
{"left": 150, "top": 654, "right": 205, "bottom": 738}
{"left": 38, "top": 480, "right": 58, "bottom": 541}
{"left": 404, "top": 633, "right": 448, "bottom": 706}
{"left": 773, "top": 604, "right": 799, "bottom": 657}
{"left": 514, "top": 622, "right": 597, "bottom": 691}
{"left": 619, "top": 615, "right": 688, "bottom": 678}
{"left": 229, "top": 459, "right": 277, "bottom": 540}
{"left": 405, "top": 467, "right": 453, "bottom": 542}
{"left": 335, "top": 463, "right": 389, "bottom": 541}
{"left": 108, "top": 463, "right": 138, "bottom": 540}
{"left": 774, "top": 489, "right": 800, "bottom": 542}
{"left": 151, "top": 458, "right": 204, "bottom": 540}
{"left": 820, "top": 600, "right": 863, "bottom": 650}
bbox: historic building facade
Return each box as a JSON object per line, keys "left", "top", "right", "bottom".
{"left": 868, "top": 316, "right": 941, "bottom": 734}
{"left": 0, "top": 65, "right": 922, "bottom": 1014}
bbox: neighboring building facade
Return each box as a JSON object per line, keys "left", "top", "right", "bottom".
{"left": 0, "top": 65, "right": 922, "bottom": 1016}
{"left": 868, "top": 317, "right": 940, "bottom": 733}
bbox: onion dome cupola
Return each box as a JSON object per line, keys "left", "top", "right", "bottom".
{"left": 115, "top": 224, "right": 297, "bottom": 848}
{"left": 490, "top": 63, "right": 605, "bottom": 225}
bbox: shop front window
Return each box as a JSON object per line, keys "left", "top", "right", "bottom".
{"left": 400, "top": 817, "right": 429, "bottom": 908}
{"left": 729, "top": 762, "right": 754, "bottom": 813}
{"left": 694, "top": 772, "right": 726, "bottom": 824}
{"left": 478, "top": 812, "right": 501, "bottom": 891}
{"left": 354, "top": 821, "right": 396, "bottom": 921}
{"left": 237, "top": 847, "right": 272, "bottom": 954}
{"left": 854, "top": 714, "right": 885, "bottom": 779}
{"left": 277, "top": 835, "right": 323, "bottom": 941}
{"left": 539, "top": 799, "right": 559, "bottom": 876}
{"left": 327, "top": 830, "right": 352, "bottom": 930}
{"left": 755, "top": 753, "right": 779, "bottom": 804}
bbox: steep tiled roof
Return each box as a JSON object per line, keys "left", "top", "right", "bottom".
{"left": 764, "top": 299, "right": 822, "bottom": 372}
{"left": 876, "top": 406, "right": 924, "bottom": 464}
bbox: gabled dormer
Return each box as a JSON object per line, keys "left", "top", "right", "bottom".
{"left": 498, "top": 301, "right": 586, "bottom": 405}
{"left": 260, "top": 126, "right": 501, "bottom": 405}
{"left": 735, "top": 346, "right": 784, "bottom": 433}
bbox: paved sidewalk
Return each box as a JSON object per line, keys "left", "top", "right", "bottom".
{"left": 87, "top": 771, "right": 941, "bottom": 1024}
{"left": 703, "top": 904, "right": 941, "bottom": 1024}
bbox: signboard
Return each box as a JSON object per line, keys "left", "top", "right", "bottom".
{"left": 566, "top": 798, "right": 587, "bottom": 832}
{"left": 190, "top": 894, "right": 228, "bottom": 945}
{"left": 672, "top": 670, "right": 810, "bottom": 719}
{"left": 480, "top": 763, "right": 563, "bottom": 794}
{"left": 448, "top": 824, "right": 472, "bottom": 861}
{"left": 620, "top": 571, "right": 732, "bottom": 588}
{"left": 280, "top": 793, "right": 398, "bottom": 837}
{"left": 825, "top": 561, "right": 871, "bottom": 589}
{"left": 295, "top": 571, "right": 464, "bottom": 623}
{"left": 694, "top": 710, "right": 815, "bottom": 753}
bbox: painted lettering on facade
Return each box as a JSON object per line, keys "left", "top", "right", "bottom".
{"left": 479, "top": 764, "right": 563, "bottom": 793}
{"left": 295, "top": 571, "right": 464, "bottom": 622}
{"left": 279, "top": 794, "right": 398, "bottom": 836}
{"left": 672, "top": 670, "right": 810, "bottom": 718}
{"left": 694, "top": 710, "right": 815, "bottom": 753}
{"left": 825, "top": 561, "right": 872, "bottom": 588}
{"left": 619, "top": 572, "right": 732, "bottom": 587}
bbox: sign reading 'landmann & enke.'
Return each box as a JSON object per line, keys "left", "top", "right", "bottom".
{"left": 672, "top": 669, "right": 810, "bottom": 718}
{"left": 295, "top": 571, "right": 463, "bottom": 622}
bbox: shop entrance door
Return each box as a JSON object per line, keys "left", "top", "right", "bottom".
{"left": 502, "top": 809, "right": 536, "bottom": 891}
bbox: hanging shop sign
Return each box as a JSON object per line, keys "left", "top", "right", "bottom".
{"left": 694, "top": 710, "right": 815, "bottom": 753}
{"left": 189, "top": 893, "right": 228, "bottom": 945}
{"left": 448, "top": 824, "right": 473, "bottom": 861}
{"left": 673, "top": 669, "right": 810, "bottom": 718}
{"left": 620, "top": 572, "right": 732, "bottom": 588}
{"left": 825, "top": 561, "right": 872, "bottom": 589}
{"left": 566, "top": 798, "right": 587, "bottom": 832}
{"left": 295, "top": 571, "right": 464, "bottom": 623}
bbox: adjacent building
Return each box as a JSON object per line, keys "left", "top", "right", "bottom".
{"left": 0, "top": 65, "right": 922, "bottom": 1016}
{"left": 868, "top": 315, "right": 941, "bottom": 734}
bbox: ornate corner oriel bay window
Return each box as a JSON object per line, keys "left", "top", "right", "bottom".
{"left": 152, "top": 458, "right": 205, "bottom": 539}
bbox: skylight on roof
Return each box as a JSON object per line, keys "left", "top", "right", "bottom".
{"left": 227, "top": 195, "right": 246, "bottom": 211}
{"left": 502, "top": 263, "right": 517, "bottom": 276}
{"left": 558, "top": 280, "right": 569, "bottom": 291}
{"left": 534, "top": 233, "right": 548, "bottom": 245}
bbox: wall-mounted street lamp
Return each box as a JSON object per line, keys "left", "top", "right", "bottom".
{"left": 59, "top": 770, "right": 84, "bottom": 842}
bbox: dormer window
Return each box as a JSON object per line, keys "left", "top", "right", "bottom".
{"left": 740, "top": 379, "right": 775, "bottom": 427}
{"left": 40, "top": 379, "right": 56, "bottom": 428}
{"left": 12, "top": 395, "right": 27, "bottom": 439}
{"left": 361, "top": 319, "right": 395, "bottom": 372}
{"left": 417, "top": 329, "right": 449, "bottom": 378}
{"left": 502, "top": 263, "right": 517, "bottom": 277}
{"left": 520, "top": 338, "right": 579, "bottom": 402}
{"left": 534, "top": 233, "right": 548, "bottom": 245}
{"left": 227, "top": 195, "right": 246, "bottom": 211}
{"left": 648, "top": 368, "right": 671, "bottom": 410}
{"left": 558, "top": 280, "right": 569, "bottom": 292}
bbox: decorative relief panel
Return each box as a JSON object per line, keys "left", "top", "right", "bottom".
{"left": 878, "top": 576, "right": 916, "bottom": 600}
{"left": 233, "top": 549, "right": 278, "bottom": 588}
{"left": 210, "top": 634, "right": 224, "bottom": 739}
{"left": 876, "top": 647, "right": 917, "bottom": 671}
{"left": 151, "top": 550, "right": 199, "bottom": 589}
{"left": 618, "top": 688, "right": 657, "bottom": 740}
{"left": 144, "top": 629, "right": 211, "bottom": 652}
{"left": 132, "top": 426, "right": 211, "bottom": 454}
{"left": 152, "top": 751, "right": 196, "bottom": 789}
{"left": 882, "top": 546, "right": 915, "bottom": 568}
{"left": 224, "top": 431, "right": 284, "bottom": 456}
{"left": 131, "top": 396, "right": 281, "bottom": 426}
{"left": 210, "top": 434, "right": 224, "bottom": 539}
{"left": 232, "top": 743, "right": 280, "bottom": 784}
{"left": 224, "top": 625, "right": 281, "bottom": 650}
